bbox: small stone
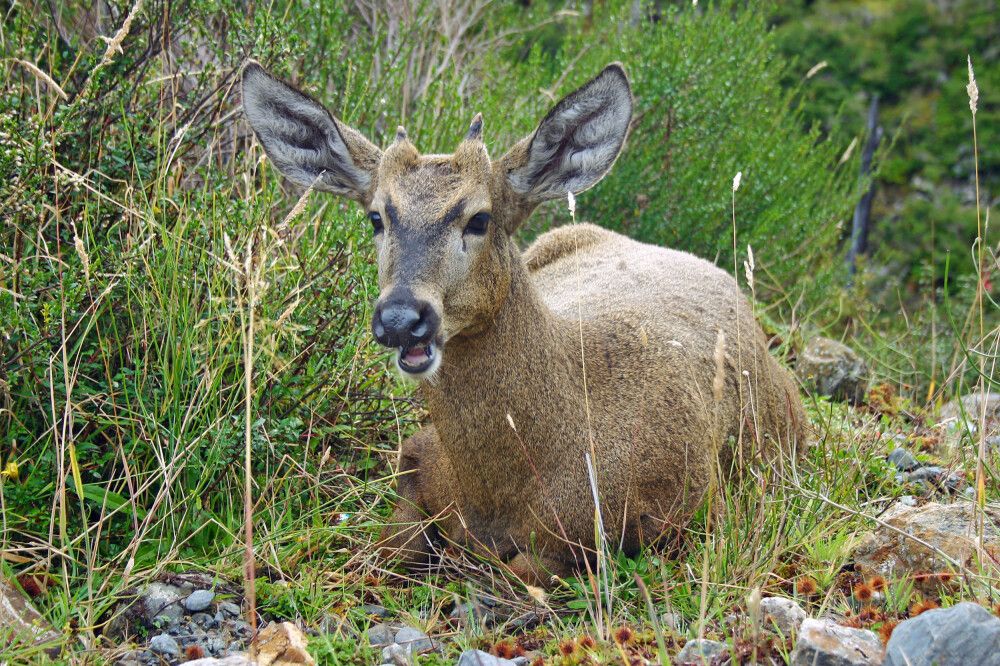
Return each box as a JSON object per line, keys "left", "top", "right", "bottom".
{"left": 796, "top": 337, "right": 869, "bottom": 404}
{"left": 231, "top": 620, "right": 253, "bottom": 639}
{"left": 253, "top": 621, "right": 316, "bottom": 666}
{"left": 219, "top": 601, "right": 242, "bottom": 617}
{"left": 760, "top": 596, "right": 808, "bottom": 637}
{"left": 142, "top": 582, "right": 185, "bottom": 624}
{"left": 185, "top": 589, "right": 215, "bottom": 612}
{"left": 884, "top": 602, "right": 1000, "bottom": 665}
{"left": 226, "top": 641, "right": 243, "bottom": 655}
{"left": 904, "top": 466, "right": 946, "bottom": 485}
{"left": 887, "top": 448, "right": 920, "bottom": 472}
{"left": 790, "top": 618, "right": 882, "bottom": 665}
{"left": 675, "top": 639, "right": 728, "bottom": 664}
{"left": 367, "top": 622, "right": 395, "bottom": 647}
{"left": 381, "top": 643, "right": 410, "bottom": 666}
{"left": 361, "top": 603, "right": 390, "bottom": 618}
{"left": 183, "top": 658, "right": 254, "bottom": 666}
{"left": 393, "top": 626, "right": 433, "bottom": 653}
{"left": 191, "top": 612, "right": 216, "bottom": 628}
{"left": 457, "top": 649, "right": 520, "bottom": 666}
{"left": 206, "top": 636, "right": 226, "bottom": 655}
{"left": 898, "top": 495, "right": 918, "bottom": 507}
{"left": 149, "top": 633, "right": 181, "bottom": 659}
{"left": 659, "top": 611, "right": 683, "bottom": 631}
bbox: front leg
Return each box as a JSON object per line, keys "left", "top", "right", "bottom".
{"left": 377, "top": 426, "right": 444, "bottom": 566}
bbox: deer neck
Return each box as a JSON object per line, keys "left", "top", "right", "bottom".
{"left": 421, "top": 246, "right": 585, "bottom": 472}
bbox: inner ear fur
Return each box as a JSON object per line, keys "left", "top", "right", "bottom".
{"left": 499, "top": 63, "right": 633, "bottom": 206}
{"left": 241, "top": 61, "right": 382, "bottom": 202}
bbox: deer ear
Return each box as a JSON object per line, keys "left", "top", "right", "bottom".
{"left": 241, "top": 61, "right": 381, "bottom": 201}
{"left": 500, "top": 63, "right": 632, "bottom": 203}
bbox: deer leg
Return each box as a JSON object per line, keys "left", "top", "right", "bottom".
{"left": 377, "top": 426, "right": 444, "bottom": 566}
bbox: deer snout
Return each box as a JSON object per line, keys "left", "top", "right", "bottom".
{"left": 372, "top": 299, "right": 438, "bottom": 347}
{"left": 372, "top": 296, "right": 442, "bottom": 377}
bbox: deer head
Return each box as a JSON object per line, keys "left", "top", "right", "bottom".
{"left": 242, "top": 62, "right": 632, "bottom": 379}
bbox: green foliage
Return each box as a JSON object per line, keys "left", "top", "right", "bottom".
{"left": 773, "top": 0, "right": 999, "bottom": 286}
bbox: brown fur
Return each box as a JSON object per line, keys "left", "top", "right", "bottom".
{"left": 241, "top": 61, "right": 807, "bottom": 584}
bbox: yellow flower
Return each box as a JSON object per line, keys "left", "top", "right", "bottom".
{"left": 1, "top": 461, "right": 19, "bottom": 481}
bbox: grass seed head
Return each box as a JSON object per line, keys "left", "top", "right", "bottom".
{"left": 878, "top": 620, "right": 899, "bottom": 643}
{"left": 184, "top": 645, "right": 205, "bottom": 660}
{"left": 795, "top": 576, "right": 819, "bottom": 597}
{"left": 494, "top": 641, "right": 516, "bottom": 659}
{"left": 868, "top": 575, "right": 887, "bottom": 592}
{"left": 613, "top": 626, "right": 635, "bottom": 645}
{"left": 909, "top": 598, "right": 939, "bottom": 617}
{"left": 853, "top": 582, "right": 874, "bottom": 603}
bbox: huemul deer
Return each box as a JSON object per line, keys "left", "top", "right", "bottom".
{"left": 242, "top": 61, "right": 806, "bottom": 584}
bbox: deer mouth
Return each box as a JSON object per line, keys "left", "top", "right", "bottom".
{"left": 397, "top": 341, "right": 438, "bottom": 375}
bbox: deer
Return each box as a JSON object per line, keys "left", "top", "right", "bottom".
{"left": 241, "top": 60, "right": 807, "bottom": 584}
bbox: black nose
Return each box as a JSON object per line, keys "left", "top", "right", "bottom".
{"left": 372, "top": 297, "right": 439, "bottom": 348}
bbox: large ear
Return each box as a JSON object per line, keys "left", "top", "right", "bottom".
{"left": 241, "top": 61, "right": 381, "bottom": 201}
{"left": 500, "top": 63, "right": 632, "bottom": 203}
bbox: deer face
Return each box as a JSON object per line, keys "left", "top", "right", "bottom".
{"left": 242, "top": 62, "right": 631, "bottom": 380}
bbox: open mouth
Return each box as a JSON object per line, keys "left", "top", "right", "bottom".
{"left": 397, "top": 341, "right": 437, "bottom": 374}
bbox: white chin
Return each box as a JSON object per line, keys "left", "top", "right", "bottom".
{"left": 394, "top": 348, "right": 442, "bottom": 382}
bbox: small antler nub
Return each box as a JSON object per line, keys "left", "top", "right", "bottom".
{"left": 466, "top": 113, "right": 483, "bottom": 141}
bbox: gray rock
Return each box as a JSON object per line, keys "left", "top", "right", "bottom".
{"left": 760, "top": 596, "right": 808, "bottom": 636}
{"left": 367, "top": 622, "right": 396, "bottom": 647}
{"left": 675, "top": 638, "right": 728, "bottom": 664}
{"left": 904, "top": 466, "right": 945, "bottom": 484}
{"left": 898, "top": 495, "right": 918, "bottom": 507}
{"left": 0, "top": 579, "right": 62, "bottom": 656}
{"left": 142, "top": 582, "right": 185, "bottom": 624}
{"left": 361, "top": 603, "right": 390, "bottom": 618}
{"left": 884, "top": 602, "right": 1000, "bottom": 666}
{"left": 796, "top": 337, "right": 869, "bottom": 404}
{"left": 852, "top": 501, "right": 1000, "bottom": 579}
{"left": 393, "top": 626, "right": 433, "bottom": 653}
{"left": 218, "top": 601, "right": 242, "bottom": 618}
{"left": 887, "top": 448, "right": 920, "bottom": 472}
{"left": 206, "top": 636, "right": 226, "bottom": 655}
{"left": 660, "top": 611, "right": 684, "bottom": 631}
{"left": 939, "top": 392, "right": 1000, "bottom": 425}
{"left": 456, "top": 649, "right": 520, "bottom": 666}
{"left": 790, "top": 618, "right": 882, "bottom": 665}
{"left": 184, "top": 589, "right": 215, "bottom": 612}
{"left": 381, "top": 643, "right": 411, "bottom": 666}
{"left": 182, "top": 658, "right": 254, "bottom": 666}
{"left": 149, "top": 633, "right": 181, "bottom": 659}
{"left": 231, "top": 620, "right": 252, "bottom": 639}
{"left": 191, "top": 612, "right": 216, "bottom": 628}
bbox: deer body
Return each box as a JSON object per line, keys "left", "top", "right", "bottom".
{"left": 242, "top": 61, "right": 806, "bottom": 583}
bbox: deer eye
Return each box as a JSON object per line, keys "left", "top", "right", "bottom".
{"left": 368, "top": 211, "right": 383, "bottom": 234}
{"left": 464, "top": 212, "right": 491, "bottom": 236}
